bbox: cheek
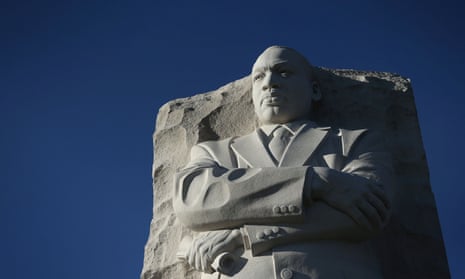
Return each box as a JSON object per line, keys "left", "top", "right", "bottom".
{"left": 288, "top": 92, "right": 312, "bottom": 111}
{"left": 252, "top": 100, "right": 262, "bottom": 115}
{"left": 252, "top": 90, "right": 261, "bottom": 105}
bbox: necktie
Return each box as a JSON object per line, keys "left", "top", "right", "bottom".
{"left": 268, "top": 126, "right": 291, "bottom": 162}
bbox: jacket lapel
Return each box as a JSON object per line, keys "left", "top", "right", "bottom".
{"left": 231, "top": 131, "right": 276, "bottom": 167}
{"left": 340, "top": 128, "right": 367, "bottom": 156}
{"left": 280, "top": 124, "right": 330, "bottom": 167}
{"left": 230, "top": 126, "right": 366, "bottom": 168}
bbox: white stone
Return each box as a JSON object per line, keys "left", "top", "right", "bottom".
{"left": 141, "top": 63, "right": 449, "bottom": 279}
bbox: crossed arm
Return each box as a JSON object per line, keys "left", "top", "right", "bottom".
{"left": 173, "top": 133, "right": 393, "bottom": 272}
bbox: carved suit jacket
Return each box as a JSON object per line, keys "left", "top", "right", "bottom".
{"left": 173, "top": 122, "right": 393, "bottom": 279}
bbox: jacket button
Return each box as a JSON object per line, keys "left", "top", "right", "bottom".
{"left": 288, "top": 205, "right": 297, "bottom": 213}
{"left": 273, "top": 205, "right": 281, "bottom": 214}
{"left": 280, "top": 268, "right": 293, "bottom": 279}
{"left": 280, "top": 205, "right": 289, "bottom": 213}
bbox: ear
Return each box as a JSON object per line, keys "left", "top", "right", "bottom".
{"left": 311, "top": 81, "right": 322, "bottom": 101}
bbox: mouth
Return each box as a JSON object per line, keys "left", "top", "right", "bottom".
{"left": 262, "top": 95, "right": 286, "bottom": 106}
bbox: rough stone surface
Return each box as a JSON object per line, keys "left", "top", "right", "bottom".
{"left": 141, "top": 67, "right": 450, "bottom": 279}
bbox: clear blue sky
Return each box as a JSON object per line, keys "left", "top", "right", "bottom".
{"left": 2, "top": 0, "right": 464, "bottom": 278}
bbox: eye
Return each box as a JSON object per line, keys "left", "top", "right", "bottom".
{"left": 279, "top": 70, "right": 290, "bottom": 77}
{"left": 253, "top": 73, "right": 264, "bottom": 82}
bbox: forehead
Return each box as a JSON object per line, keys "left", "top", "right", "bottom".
{"left": 252, "top": 48, "right": 308, "bottom": 72}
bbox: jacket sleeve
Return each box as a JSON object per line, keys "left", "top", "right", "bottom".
{"left": 241, "top": 131, "right": 395, "bottom": 256}
{"left": 173, "top": 130, "right": 394, "bottom": 255}
{"left": 173, "top": 143, "right": 310, "bottom": 231}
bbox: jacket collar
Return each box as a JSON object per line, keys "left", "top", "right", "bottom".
{"left": 231, "top": 121, "right": 330, "bottom": 167}
{"left": 260, "top": 120, "right": 311, "bottom": 137}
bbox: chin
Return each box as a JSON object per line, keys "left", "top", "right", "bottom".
{"left": 257, "top": 106, "right": 304, "bottom": 124}
{"left": 259, "top": 113, "right": 291, "bottom": 125}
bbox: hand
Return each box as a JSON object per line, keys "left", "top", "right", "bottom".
{"left": 186, "top": 229, "right": 243, "bottom": 273}
{"left": 311, "top": 167, "right": 390, "bottom": 231}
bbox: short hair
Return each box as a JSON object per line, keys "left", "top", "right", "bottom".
{"left": 259, "top": 45, "right": 315, "bottom": 79}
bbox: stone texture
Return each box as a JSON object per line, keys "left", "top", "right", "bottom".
{"left": 141, "top": 67, "right": 450, "bottom": 279}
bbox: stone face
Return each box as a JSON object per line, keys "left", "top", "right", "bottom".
{"left": 141, "top": 68, "right": 450, "bottom": 279}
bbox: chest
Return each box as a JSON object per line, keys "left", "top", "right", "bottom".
{"left": 233, "top": 131, "right": 346, "bottom": 170}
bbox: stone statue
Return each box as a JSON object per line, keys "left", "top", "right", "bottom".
{"left": 172, "top": 46, "right": 394, "bottom": 278}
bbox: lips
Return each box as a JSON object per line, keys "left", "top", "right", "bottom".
{"left": 262, "top": 95, "right": 286, "bottom": 106}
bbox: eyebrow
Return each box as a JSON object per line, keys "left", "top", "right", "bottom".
{"left": 253, "top": 61, "right": 289, "bottom": 73}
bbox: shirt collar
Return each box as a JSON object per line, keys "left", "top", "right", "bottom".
{"left": 260, "top": 120, "right": 314, "bottom": 137}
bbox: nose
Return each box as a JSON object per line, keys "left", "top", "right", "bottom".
{"left": 262, "top": 72, "right": 280, "bottom": 91}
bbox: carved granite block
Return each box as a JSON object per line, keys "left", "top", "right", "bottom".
{"left": 141, "top": 66, "right": 449, "bottom": 279}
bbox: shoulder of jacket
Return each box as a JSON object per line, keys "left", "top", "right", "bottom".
{"left": 197, "top": 137, "right": 235, "bottom": 150}
{"left": 194, "top": 137, "right": 238, "bottom": 167}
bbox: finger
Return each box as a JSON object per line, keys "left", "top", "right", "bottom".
{"left": 369, "top": 183, "right": 390, "bottom": 209}
{"left": 199, "top": 245, "right": 207, "bottom": 272}
{"left": 208, "top": 230, "right": 231, "bottom": 255}
{"left": 199, "top": 246, "right": 215, "bottom": 273}
{"left": 203, "top": 255, "right": 215, "bottom": 274}
{"left": 348, "top": 206, "right": 373, "bottom": 231}
{"left": 204, "top": 231, "right": 227, "bottom": 272}
{"left": 187, "top": 240, "right": 196, "bottom": 268}
{"left": 366, "top": 193, "right": 388, "bottom": 221}
{"left": 189, "top": 237, "right": 200, "bottom": 270}
{"left": 229, "top": 229, "right": 242, "bottom": 245}
{"left": 195, "top": 248, "right": 202, "bottom": 272}
{"left": 212, "top": 230, "right": 229, "bottom": 245}
{"left": 210, "top": 240, "right": 228, "bottom": 261}
{"left": 210, "top": 229, "right": 242, "bottom": 257}
{"left": 223, "top": 229, "right": 241, "bottom": 250}
{"left": 358, "top": 201, "right": 382, "bottom": 229}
